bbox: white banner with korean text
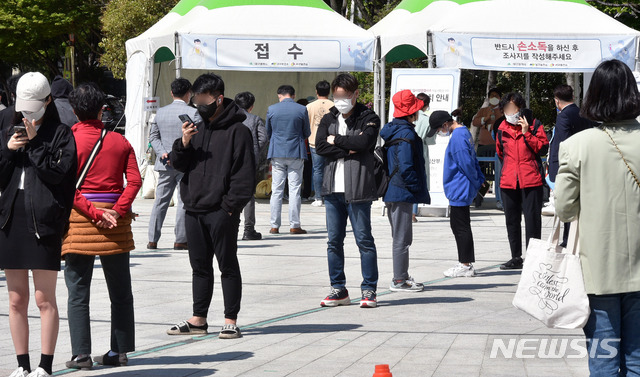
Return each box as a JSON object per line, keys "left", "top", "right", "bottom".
{"left": 434, "top": 33, "right": 636, "bottom": 72}
{"left": 180, "top": 34, "right": 374, "bottom": 72}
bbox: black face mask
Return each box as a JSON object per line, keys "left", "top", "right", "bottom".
{"left": 197, "top": 102, "right": 217, "bottom": 120}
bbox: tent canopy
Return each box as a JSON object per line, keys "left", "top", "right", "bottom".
{"left": 370, "top": 0, "right": 640, "bottom": 68}
{"left": 125, "top": 0, "right": 376, "bottom": 164}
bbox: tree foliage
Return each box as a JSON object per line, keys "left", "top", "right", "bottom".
{"left": 100, "top": 0, "right": 179, "bottom": 79}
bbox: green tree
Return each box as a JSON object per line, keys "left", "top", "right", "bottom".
{"left": 100, "top": 0, "right": 179, "bottom": 80}
{"left": 0, "top": 0, "right": 105, "bottom": 78}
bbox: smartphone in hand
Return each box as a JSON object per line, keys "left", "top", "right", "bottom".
{"left": 178, "top": 114, "right": 194, "bottom": 124}
{"left": 13, "top": 125, "right": 26, "bottom": 137}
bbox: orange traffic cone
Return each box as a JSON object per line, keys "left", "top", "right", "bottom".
{"left": 373, "top": 364, "right": 392, "bottom": 377}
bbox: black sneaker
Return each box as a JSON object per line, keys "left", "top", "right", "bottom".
{"left": 320, "top": 287, "right": 350, "bottom": 307}
{"left": 500, "top": 257, "right": 523, "bottom": 270}
{"left": 94, "top": 352, "right": 128, "bottom": 366}
{"left": 360, "top": 290, "right": 377, "bottom": 308}
{"left": 65, "top": 354, "right": 93, "bottom": 370}
{"left": 242, "top": 229, "right": 262, "bottom": 241}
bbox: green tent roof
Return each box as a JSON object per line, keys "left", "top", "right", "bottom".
{"left": 171, "top": 0, "right": 332, "bottom": 16}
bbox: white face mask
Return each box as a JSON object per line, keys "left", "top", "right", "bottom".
{"left": 334, "top": 98, "right": 354, "bottom": 114}
{"left": 505, "top": 111, "right": 520, "bottom": 125}
{"left": 22, "top": 105, "right": 46, "bottom": 124}
{"left": 488, "top": 97, "right": 500, "bottom": 106}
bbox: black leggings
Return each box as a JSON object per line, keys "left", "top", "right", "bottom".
{"left": 186, "top": 209, "right": 242, "bottom": 320}
{"left": 449, "top": 206, "right": 475, "bottom": 263}
{"left": 501, "top": 185, "right": 543, "bottom": 259}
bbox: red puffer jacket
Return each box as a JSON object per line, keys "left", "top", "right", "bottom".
{"left": 496, "top": 119, "right": 549, "bottom": 189}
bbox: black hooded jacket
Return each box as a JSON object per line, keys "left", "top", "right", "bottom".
{"left": 0, "top": 105, "right": 77, "bottom": 238}
{"left": 171, "top": 98, "right": 256, "bottom": 214}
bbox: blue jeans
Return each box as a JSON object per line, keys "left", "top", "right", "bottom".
{"left": 270, "top": 158, "right": 304, "bottom": 228}
{"left": 583, "top": 292, "right": 640, "bottom": 377}
{"left": 324, "top": 193, "right": 378, "bottom": 291}
{"left": 310, "top": 147, "right": 325, "bottom": 200}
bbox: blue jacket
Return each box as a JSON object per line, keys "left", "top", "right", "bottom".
{"left": 443, "top": 126, "right": 485, "bottom": 207}
{"left": 266, "top": 98, "right": 311, "bottom": 160}
{"left": 380, "top": 118, "right": 430, "bottom": 204}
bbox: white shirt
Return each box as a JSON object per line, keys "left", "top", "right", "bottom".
{"left": 18, "top": 124, "right": 41, "bottom": 190}
{"left": 332, "top": 115, "right": 348, "bottom": 193}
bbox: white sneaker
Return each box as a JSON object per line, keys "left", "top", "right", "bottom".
{"left": 311, "top": 199, "right": 324, "bottom": 207}
{"left": 27, "top": 368, "right": 51, "bottom": 377}
{"left": 541, "top": 202, "right": 555, "bottom": 216}
{"left": 9, "top": 367, "right": 29, "bottom": 377}
{"left": 443, "top": 263, "right": 477, "bottom": 277}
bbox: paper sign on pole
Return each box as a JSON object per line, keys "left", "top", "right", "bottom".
{"left": 144, "top": 97, "right": 160, "bottom": 112}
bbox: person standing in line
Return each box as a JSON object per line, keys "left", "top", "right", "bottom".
{"left": 148, "top": 78, "right": 198, "bottom": 250}
{"left": 380, "top": 90, "right": 430, "bottom": 292}
{"left": 412, "top": 92, "right": 432, "bottom": 222}
{"left": 63, "top": 83, "right": 142, "bottom": 369}
{"left": 429, "top": 111, "right": 485, "bottom": 277}
{"left": 315, "top": 73, "right": 381, "bottom": 308}
{"left": 0, "top": 72, "right": 77, "bottom": 377}
{"left": 307, "top": 80, "right": 334, "bottom": 207}
{"left": 266, "top": 85, "right": 311, "bottom": 235}
{"left": 555, "top": 59, "right": 640, "bottom": 376}
{"left": 167, "top": 73, "right": 255, "bottom": 339}
{"left": 235, "top": 91, "right": 268, "bottom": 241}
{"left": 496, "top": 92, "right": 549, "bottom": 270}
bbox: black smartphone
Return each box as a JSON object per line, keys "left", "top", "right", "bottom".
{"left": 13, "top": 125, "right": 26, "bottom": 137}
{"left": 178, "top": 114, "right": 194, "bottom": 124}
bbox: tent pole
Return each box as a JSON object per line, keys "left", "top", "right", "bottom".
{"left": 381, "top": 55, "right": 386, "bottom": 126}
{"left": 175, "top": 32, "right": 182, "bottom": 78}
{"left": 427, "top": 32, "right": 435, "bottom": 68}
{"left": 525, "top": 72, "right": 531, "bottom": 108}
{"left": 373, "top": 36, "right": 381, "bottom": 120}
{"left": 636, "top": 36, "right": 640, "bottom": 72}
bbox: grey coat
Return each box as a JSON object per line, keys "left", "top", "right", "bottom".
{"left": 149, "top": 100, "right": 199, "bottom": 171}
{"left": 241, "top": 108, "right": 267, "bottom": 165}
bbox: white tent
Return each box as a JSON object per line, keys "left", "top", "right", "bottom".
{"left": 125, "top": 0, "right": 376, "bottom": 163}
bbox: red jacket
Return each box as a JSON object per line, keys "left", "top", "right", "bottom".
{"left": 496, "top": 119, "right": 549, "bottom": 189}
{"left": 72, "top": 120, "right": 142, "bottom": 221}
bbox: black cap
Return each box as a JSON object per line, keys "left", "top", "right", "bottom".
{"left": 427, "top": 110, "right": 453, "bottom": 137}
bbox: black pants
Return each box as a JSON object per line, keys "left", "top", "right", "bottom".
{"left": 562, "top": 222, "right": 570, "bottom": 247}
{"left": 186, "top": 209, "right": 242, "bottom": 320}
{"left": 449, "top": 206, "right": 475, "bottom": 263}
{"left": 65, "top": 252, "right": 134, "bottom": 355}
{"left": 501, "top": 185, "right": 543, "bottom": 258}
{"left": 302, "top": 156, "right": 312, "bottom": 198}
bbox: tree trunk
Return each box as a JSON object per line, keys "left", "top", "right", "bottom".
{"left": 484, "top": 71, "right": 497, "bottom": 106}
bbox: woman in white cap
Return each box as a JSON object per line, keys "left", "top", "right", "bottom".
{"left": 0, "top": 72, "right": 77, "bottom": 377}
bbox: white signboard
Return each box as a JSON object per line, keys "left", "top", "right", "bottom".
{"left": 388, "top": 68, "right": 461, "bottom": 212}
{"left": 434, "top": 33, "right": 637, "bottom": 72}
{"left": 181, "top": 35, "right": 374, "bottom": 72}
{"left": 144, "top": 97, "right": 160, "bottom": 112}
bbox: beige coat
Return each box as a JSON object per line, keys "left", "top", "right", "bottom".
{"left": 555, "top": 119, "right": 640, "bottom": 295}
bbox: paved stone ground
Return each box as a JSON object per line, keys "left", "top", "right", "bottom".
{"left": 0, "top": 195, "right": 589, "bottom": 376}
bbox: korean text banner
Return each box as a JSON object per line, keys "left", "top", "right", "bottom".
{"left": 181, "top": 35, "right": 374, "bottom": 71}
{"left": 434, "top": 33, "right": 636, "bottom": 72}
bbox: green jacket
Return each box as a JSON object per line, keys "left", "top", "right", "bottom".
{"left": 555, "top": 119, "right": 640, "bottom": 295}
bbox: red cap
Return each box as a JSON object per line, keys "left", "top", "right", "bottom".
{"left": 392, "top": 90, "right": 424, "bottom": 118}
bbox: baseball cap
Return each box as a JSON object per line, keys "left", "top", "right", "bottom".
{"left": 427, "top": 110, "right": 454, "bottom": 137}
{"left": 392, "top": 90, "right": 424, "bottom": 118}
{"left": 15, "top": 72, "right": 51, "bottom": 113}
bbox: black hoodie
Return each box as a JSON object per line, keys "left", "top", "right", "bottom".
{"left": 171, "top": 98, "right": 256, "bottom": 214}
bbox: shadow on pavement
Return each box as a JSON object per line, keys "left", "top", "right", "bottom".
{"left": 378, "top": 296, "right": 473, "bottom": 307}
{"left": 133, "top": 351, "right": 253, "bottom": 366}
{"left": 244, "top": 323, "right": 362, "bottom": 335}
{"left": 82, "top": 367, "right": 217, "bottom": 376}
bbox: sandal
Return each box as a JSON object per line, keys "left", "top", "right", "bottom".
{"left": 219, "top": 324, "right": 242, "bottom": 339}
{"left": 166, "top": 320, "right": 208, "bottom": 335}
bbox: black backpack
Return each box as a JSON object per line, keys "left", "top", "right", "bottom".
{"left": 373, "top": 138, "right": 411, "bottom": 198}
